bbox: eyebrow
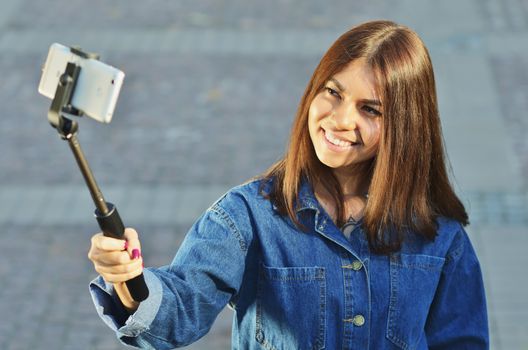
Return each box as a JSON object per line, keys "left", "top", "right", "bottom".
{"left": 328, "top": 78, "right": 382, "bottom": 106}
{"left": 329, "top": 78, "right": 346, "bottom": 93}
{"left": 361, "top": 99, "right": 382, "bottom": 106}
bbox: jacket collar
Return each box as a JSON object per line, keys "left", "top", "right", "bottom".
{"left": 296, "top": 178, "right": 365, "bottom": 258}
{"left": 296, "top": 178, "right": 321, "bottom": 213}
{"left": 265, "top": 176, "right": 321, "bottom": 214}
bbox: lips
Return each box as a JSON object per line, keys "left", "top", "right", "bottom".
{"left": 323, "top": 129, "right": 359, "bottom": 148}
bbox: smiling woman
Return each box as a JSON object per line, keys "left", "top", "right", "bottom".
{"left": 88, "top": 20, "right": 489, "bottom": 350}
{"left": 263, "top": 20, "right": 468, "bottom": 253}
{"left": 308, "top": 58, "right": 382, "bottom": 170}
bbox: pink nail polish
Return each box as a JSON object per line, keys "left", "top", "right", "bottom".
{"left": 124, "top": 241, "right": 129, "bottom": 251}
{"left": 132, "top": 249, "right": 140, "bottom": 259}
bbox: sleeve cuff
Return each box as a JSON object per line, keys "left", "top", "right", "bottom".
{"left": 89, "top": 268, "right": 163, "bottom": 338}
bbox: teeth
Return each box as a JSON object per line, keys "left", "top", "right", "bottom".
{"left": 325, "top": 130, "right": 353, "bottom": 148}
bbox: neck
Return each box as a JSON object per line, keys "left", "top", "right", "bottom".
{"left": 331, "top": 164, "right": 371, "bottom": 197}
{"left": 313, "top": 164, "right": 372, "bottom": 223}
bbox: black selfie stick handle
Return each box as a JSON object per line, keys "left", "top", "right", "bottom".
{"left": 95, "top": 203, "right": 149, "bottom": 302}
{"left": 66, "top": 131, "right": 149, "bottom": 303}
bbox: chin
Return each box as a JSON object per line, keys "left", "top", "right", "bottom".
{"left": 318, "top": 157, "right": 351, "bottom": 169}
{"left": 318, "top": 154, "right": 372, "bottom": 170}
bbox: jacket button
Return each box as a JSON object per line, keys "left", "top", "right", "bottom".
{"left": 351, "top": 260, "right": 363, "bottom": 271}
{"left": 353, "top": 315, "right": 365, "bottom": 327}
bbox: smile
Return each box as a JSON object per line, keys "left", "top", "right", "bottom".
{"left": 323, "top": 129, "right": 359, "bottom": 149}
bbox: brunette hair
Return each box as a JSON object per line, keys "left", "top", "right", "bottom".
{"left": 261, "top": 20, "right": 468, "bottom": 254}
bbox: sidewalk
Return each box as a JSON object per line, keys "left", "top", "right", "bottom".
{"left": 0, "top": 1, "right": 526, "bottom": 349}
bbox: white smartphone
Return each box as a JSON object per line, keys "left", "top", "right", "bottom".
{"left": 38, "top": 43, "right": 125, "bottom": 123}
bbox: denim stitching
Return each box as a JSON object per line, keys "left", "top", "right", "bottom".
{"left": 142, "top": 329, "right": 173, "bottom": 345}
{"left": 340, "top": 250, "right": 355, "bottom": 349}
{"left": 446, "top": 229, "right": 466, "bottom": 265}
{"left": 209, "top": 204, "right": 248, "bottom": 252}
{"left": 316, "top": 268, "right": 326, "bottom": 350}
{"left": 387, "top": 254, "right": 410, "bottom": 350}
{"left": 391, "top": 262, "right": 444, "bottom": 271}
{"left": 255, "top": 267, "right": 282, "bottom": 350}
{"left": 255, "top": 272, "right": 270, "bottom": 349}
{"left": 257, "top": 265, "right": 326, "bottom": 349}
{"left": 260, "top": 267, "right": 325, "bottom": 282}
{"left": 392, "top": 254, "right": 445, "bottom": 271}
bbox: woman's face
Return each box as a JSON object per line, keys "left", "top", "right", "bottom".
{"left": 308, "top": 58, "right": 382, "bottom": 170}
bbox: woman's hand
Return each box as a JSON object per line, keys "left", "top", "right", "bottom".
{"left": 88, "top": 228, "right": 143, "bottom": 312}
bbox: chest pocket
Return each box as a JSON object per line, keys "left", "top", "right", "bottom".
{"left": 256, "top": 264, "right": 326, "bottom": 350}
{"left": 387, "top": 253, "right": 445, "bottom": 349}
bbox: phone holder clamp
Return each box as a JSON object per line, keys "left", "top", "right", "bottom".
{"left": 47, "top": 61, "right": 82, "bottom": 139}
{"left": 47, "top": 46, "right": 101, "bottom": 139}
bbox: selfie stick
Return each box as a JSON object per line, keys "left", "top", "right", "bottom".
{"left": 47, "top": 49, "right": 149, "bottom": 302}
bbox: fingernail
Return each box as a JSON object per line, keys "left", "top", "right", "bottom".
{"left": 132, "top": 249, "right": 140, "bottom": 259}
{"left": 141, "top": 262, "right": 144, "bottom": 268}
{"left": 124, "top": 241, "right": 129, "bottom": 251}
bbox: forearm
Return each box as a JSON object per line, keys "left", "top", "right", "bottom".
{"left": 89, "top": 205, "right": 251, "bottom": 347}
{"left": 90, "top": 269, "right": 168, "bottom": 349}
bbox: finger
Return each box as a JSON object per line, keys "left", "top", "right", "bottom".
{"left": 123, "top": 228, "right": 142, "bottom": 260}
{"left": 99, "top": 263, "right": 144, "bottom": 284}
{"left": 95, "top": 256, "right": 143, "bottom": 275}
{"left": 91, "top": 250, "right": 133, "bottom": 266}
{"left": 88, "top": 234, "right": 124, "bottom": 262}
{"left": 91, "top": 233, "right": 127, "bottom": 252}
{"left": 123, "top": 227, "right": 139, "bottom": 241}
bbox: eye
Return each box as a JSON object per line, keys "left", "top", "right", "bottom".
{"left": 361, "top": 105, "right": 381, "bottom": 117}
{"left": 325, "top": 87, "right": 341, "bottom": 100}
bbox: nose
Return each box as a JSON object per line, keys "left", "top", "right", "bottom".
{"left": 331, "top": 103, "right": 359, "bottom": 130}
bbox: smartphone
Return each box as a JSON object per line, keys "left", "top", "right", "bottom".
{"left": 38, "top": 43, "right": 125, "bottom": 123}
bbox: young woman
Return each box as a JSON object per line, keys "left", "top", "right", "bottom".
{"left": 88, "top": 20, "right": 489, "bottom": 349}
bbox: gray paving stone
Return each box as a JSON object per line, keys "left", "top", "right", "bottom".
{"left": 2, "top": 186, "right": 526, "bottom": 227}
{"left": 0, "top": 54, "right": 309, "bottom": 185}
{"left": 489, "top": 53, "right": 528, "bottom": 189}
{"left": 0, "top": 223, "right": 234, "bottom": 349}
{"left": 0, "top": 29, "right": 340, "bottom": 56}
{"left": 0, "top": 0, "right": 527, "bottom": 349}
{"left": 0, "top": 0, "right": 17, "bottom": 35}
{"left": 435, "top": 53, "right": 522, "bottom": 192}
{"left": 479, "top": 0, "right": 528, "bottom": 32}
{"left": 7, "top": 0, "right": 389, "bottom": 31}
{"left": 470, "top": 226, "right": 528, "bottom": 350}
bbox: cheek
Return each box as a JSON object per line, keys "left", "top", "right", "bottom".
{"left": 308, "top": 106, "right": 317, "bottom": 135}
{"left": 364, "top": 119, "right": 381, "bottom": 143}
{"left": 361, "top": 119, "right": 382, "bottom": 155}
{"left": 308, "top": 100, "right": 324, "bottom": 135}
{"left": 308, "top": 95, "right": 331, "bottom": 123}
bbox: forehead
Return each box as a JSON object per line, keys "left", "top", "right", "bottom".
{"left": 331, "top": 59, "right": 380, "bottom": 99}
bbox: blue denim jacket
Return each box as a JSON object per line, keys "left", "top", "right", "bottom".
{"left": 90, "top": 179, "right": 488, "bottom": 349}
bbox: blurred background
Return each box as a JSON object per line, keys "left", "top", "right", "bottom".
{"left": 0, "top": 0, "right": 526, "bottom": 349}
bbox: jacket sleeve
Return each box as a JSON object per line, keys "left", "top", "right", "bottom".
{"left": 89, "top": 201, "right": 251, "bottom": 349}
{"left": 425, "top": 226, "right": 489, "bottom": 349}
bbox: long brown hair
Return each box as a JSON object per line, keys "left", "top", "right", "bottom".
{"left": 261, "top": 20, "right": 468, "bottom": 254}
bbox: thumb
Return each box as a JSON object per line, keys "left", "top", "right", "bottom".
{"left": 123, "top": 228, "right": 142, "bottom": 260}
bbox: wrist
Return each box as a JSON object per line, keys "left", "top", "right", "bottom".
{"left": 114, "top": 282, "right": 140, "bottom": 313}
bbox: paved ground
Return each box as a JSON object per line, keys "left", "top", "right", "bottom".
{"left": 0, "top": 0, "right": 526, "bottom": 349}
